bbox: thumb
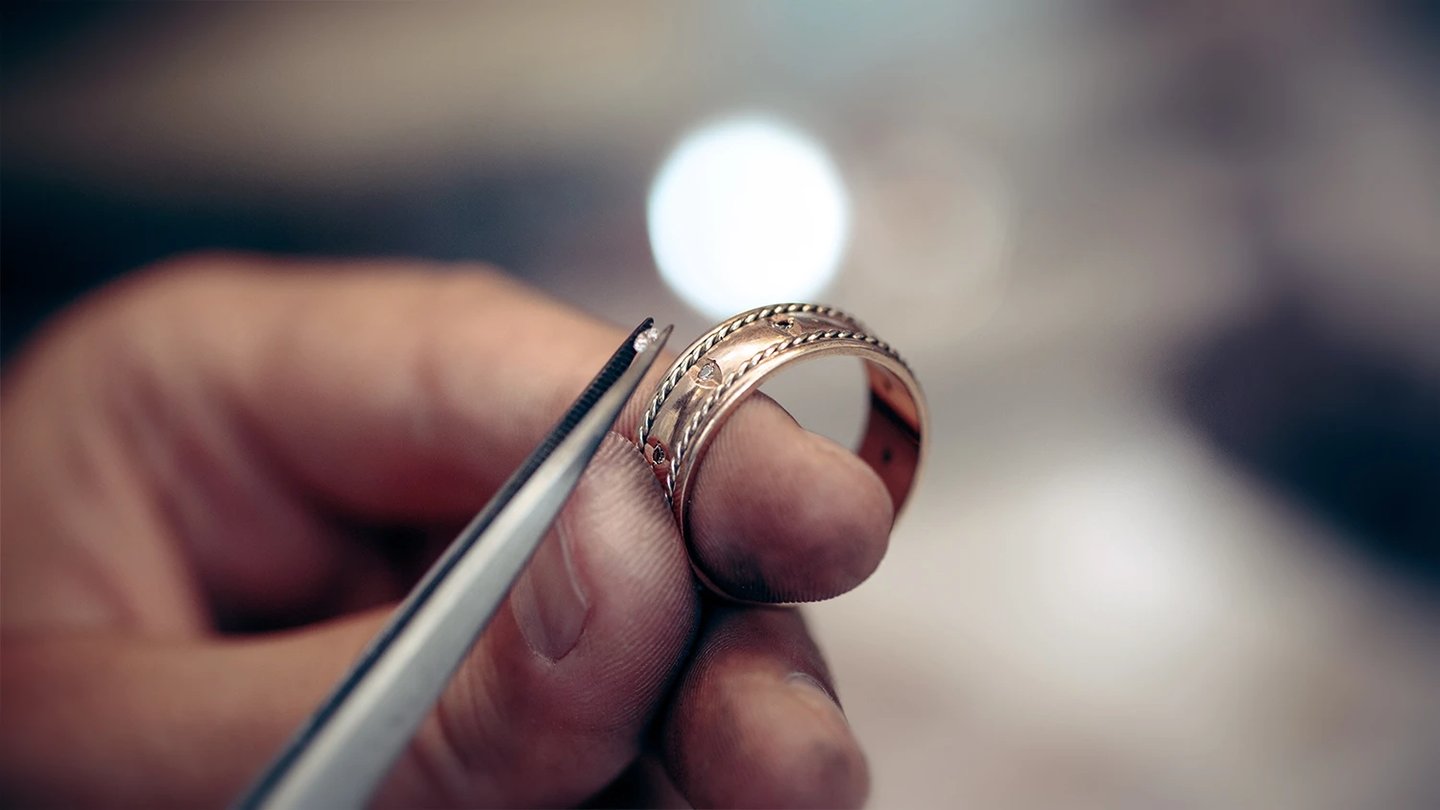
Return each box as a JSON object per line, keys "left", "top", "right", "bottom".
{"left": 0, "top": 435, "right": 698, "bottom": 808}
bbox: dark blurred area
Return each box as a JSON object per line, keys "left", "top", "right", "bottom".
{"left": 1, "top": 3, "right": 630, "bottom": 355}
{"left": 3, "top": 2, "right": 1439, "bottom": 807}
{"left": 1178, "top": 292, "right": 1440, "bottom": 591}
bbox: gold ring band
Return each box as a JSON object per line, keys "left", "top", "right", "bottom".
{"left": 638, "top": 303, "right": 927, "bottom": 595}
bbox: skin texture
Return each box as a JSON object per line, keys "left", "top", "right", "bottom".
{"left": 0, "top": 255, "right": 893, "bottom": 808}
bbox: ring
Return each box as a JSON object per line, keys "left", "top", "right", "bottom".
{"left": 638, "top": 303, "right": 927, "bottom": 594}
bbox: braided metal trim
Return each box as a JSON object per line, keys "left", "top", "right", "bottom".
{"left": 663, "top": 327, "right": 911, "bottom": 502}
{"left": 638, "top": 303, "right": 865, "bottom": 441}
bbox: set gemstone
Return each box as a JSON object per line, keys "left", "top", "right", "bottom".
{"left": 696, "top": 359, "right": 720, "bottom": 383}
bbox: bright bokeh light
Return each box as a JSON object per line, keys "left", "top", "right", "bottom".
{"left": 647, "top": 116, "right": 850, "bottom": 318}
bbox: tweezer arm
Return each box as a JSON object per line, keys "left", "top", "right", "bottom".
{"left": 237, "top": 320, "right": 670, "bottom": 810}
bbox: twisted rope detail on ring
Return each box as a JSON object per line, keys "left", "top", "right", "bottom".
{"left": 639, "top": 303, "right": 865, "bottom": 441}
{"left": 662, "top": 327, "right": 911, "bottom": 503}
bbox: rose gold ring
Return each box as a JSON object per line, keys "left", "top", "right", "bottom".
{"left": 638, "top": 303, "right": 927, "bottom": 594}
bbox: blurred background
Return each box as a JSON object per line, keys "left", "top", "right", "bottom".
{"left": 4, "top": 1, "right": 1439, "bottom": 807}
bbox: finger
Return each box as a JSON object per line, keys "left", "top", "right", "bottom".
{"left": 101, "top": 255, "right": 891, "bottom": 609}
{"left": 661, "top": 605, "right": 869, "bottom": 809}
{"left": 0, "top": 434, "right": 698, "bottom": 808}
{"left": 684, "top": 394, "right": 894, "bottom": 602}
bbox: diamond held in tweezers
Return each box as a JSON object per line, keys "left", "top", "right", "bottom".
{"left": 633, "top": 327, "right": 660, "bottom": 352}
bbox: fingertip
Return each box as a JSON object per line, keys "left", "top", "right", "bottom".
{"left": 663, "top": 608, "right": 870, "bottom": 810}
{"left": 762, "top": 673, "right": 871, "bottom": 810}
{"left": 692, "top": 674, "right": 868, "bottom": 810}
{"left": 689, "top": 397, "right": 894, "bottom": 602}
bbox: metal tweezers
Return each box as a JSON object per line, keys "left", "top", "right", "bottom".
{"left": 235, "top": 318, "right": 671, "bottom": 809}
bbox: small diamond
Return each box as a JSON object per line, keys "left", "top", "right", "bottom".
{"left": 633, "top": 327, "right": 660, "bottom": 353}
{"left": 696, "top": 359, "right": 720, "bottom": 384}
{"left": 774, "top": 316, "right": 796, "bottom": 331}
{"left": 651, "top": 444, "right": 667, "bottom": 464}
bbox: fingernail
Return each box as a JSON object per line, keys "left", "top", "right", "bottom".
{"left": 512, "top": 521, "right": 589, "bottom": 661}
{"left": 786, "top": 672, "right": 848, "bottom": 723}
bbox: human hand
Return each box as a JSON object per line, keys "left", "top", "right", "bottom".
{"left": 0, "top": 256, "right": 896, "bottom": 808}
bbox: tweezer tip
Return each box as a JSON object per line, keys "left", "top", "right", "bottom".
{"left": 632, "top": 322, "right": 672, "bottom": 354}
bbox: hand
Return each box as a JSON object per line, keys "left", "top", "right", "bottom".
{"left": 0, "top": 255, "right": 895, "bottom": 808}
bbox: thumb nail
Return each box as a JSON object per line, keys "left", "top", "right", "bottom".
{"left": 511, "top": 520, "right": 589, "bottom": 661}
{"left": 786, "top": 671, "right": 849, "bottom": 724}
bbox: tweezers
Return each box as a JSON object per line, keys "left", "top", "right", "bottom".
{"left": 235, "top": 318, "right": 672, "bottom": 810}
